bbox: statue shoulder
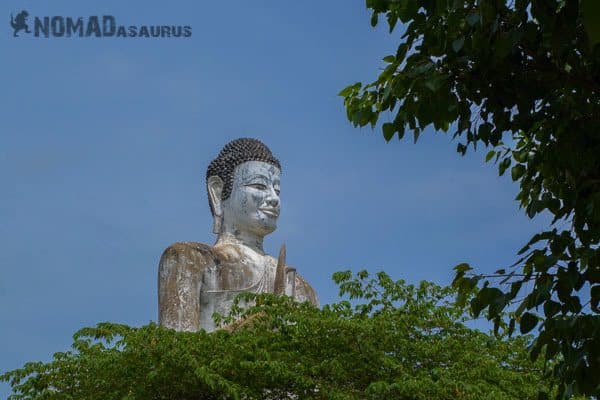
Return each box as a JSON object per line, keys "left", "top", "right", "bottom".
{"left": 158, "top": 242, "right": 216, "bottom": 332}
{"left": 159, "top": 241, "right": 216, "bottom": 272}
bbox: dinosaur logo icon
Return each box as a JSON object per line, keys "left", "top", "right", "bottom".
{"left": 10, "top": 10, "right": 31, "bottom": 37}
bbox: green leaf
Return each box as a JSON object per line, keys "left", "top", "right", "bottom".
{"left": 471, "top": 296, "right": 484, "bottom": 317}
{"left": 338, "top": 85, "right": 354, "bottom": 97}
{"left": 498, "top": 158, "right": 511, "bottom": 176}
{"left": 338, "top": 82, "right": 361, "bottom": 97}
{"left": 452, "top": 37, "right": 465, "bottom": 53}
{"left": 510, "top": 281, "right": 523, "bottom": 298}
{"left": 382, "top": 123, "right": 395, "bottom": 142}
{"left": 511, "top": 164, "right": 526, "bottom": 181}
{"left": 543, "top": 300, "right": 561, "bottom": 318}
{"left": 424, "top": 74, "right": 446, "bottom": 92}
{"left": 493, "top": 33, "right": 512, "bottom": 60}
{"left": 537, "top": 390, "right": 550, "bottom": 400}
{"left": 582, "top": 0, "right": 600, "bottom": 48}
{"left": 352, "top": 110, "right": 362, "bottom": 126}
{"left": 397, "top": 1, "right": 418, "bottom": 23}
{"left": 591, "top": 285, "right": 600, "bottom": 312}
{"left": 478, "top": 123, "right": 492, "bottom": 143}
{"left": 478, "top": 287, "right": 504, "bottom": 306}
{"left": 387, "top": 12, "right": 398, "bottom": 33}
{"left": 454, "top": 263, "right": 473, "bottom": 273}
{"left": 370, "top": 12, "right": 378, "bottom": 27}
{"left": 508, "top": 318, "right": 516, "bottom": 336}
{"left": 485, "top": 150, "right": 496, "bottom": 162}
{"left": 520, "top": 312, "right": 538, "bottom": 334}
{"left": 466, "top": 12, "right": 479, "bottom": 26}
{"left": 395, "top": 43, "right": 409, "bottom": 62}
{"left": 397, "top": 124, "right": 406, "bottom": 140}
{"left": 470, "top": 287, "right": 504, "bottom": 318}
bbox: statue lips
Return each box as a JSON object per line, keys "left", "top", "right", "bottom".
{"left": 259, "top": 207, "right": 280, "bottom": 218}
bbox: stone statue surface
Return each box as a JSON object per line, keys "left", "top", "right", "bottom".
{"left": 158, "top": 138, "right": 318, "bottom": 332}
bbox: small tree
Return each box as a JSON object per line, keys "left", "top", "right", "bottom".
{"left": 3, "top": 272, "right": 549, "bottom": 399}
{"left": 339, "top": 1, "right": 600, "bottom": 398}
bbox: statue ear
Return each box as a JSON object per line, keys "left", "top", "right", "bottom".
{"left": 207, "top": 175, "right": 224, "bottom": 234}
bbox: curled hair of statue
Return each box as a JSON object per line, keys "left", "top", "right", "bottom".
{"left": 206, "top": 138, "right": 281, "bottom": 216}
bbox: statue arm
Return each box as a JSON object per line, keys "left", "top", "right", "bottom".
{"left": 292, "top": 272, "right": 320, "bottom": 308}
{"left": 158, "top": 242, "right": 215, "bottom": 332}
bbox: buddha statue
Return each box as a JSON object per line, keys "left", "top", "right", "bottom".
{"left": 158, "top": 138, "right": 319, "bottom": 332}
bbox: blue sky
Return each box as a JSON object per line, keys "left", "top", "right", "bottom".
{"left": 1, "top": 1, "right": 549, "bottom": 396}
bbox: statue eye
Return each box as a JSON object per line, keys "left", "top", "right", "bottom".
{"left": 248, "top": 183, "right": 267, "bottom": 190}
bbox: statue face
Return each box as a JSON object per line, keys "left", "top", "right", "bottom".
{"left": 222, "top": 160, "right": 281, "bottom": 237}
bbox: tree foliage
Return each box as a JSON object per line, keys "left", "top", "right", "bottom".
{"left": 340, "top": 0, "right": 600, "bottom": 398}
{"left": 2, "top": 272, "right": 550, "bottom": 399}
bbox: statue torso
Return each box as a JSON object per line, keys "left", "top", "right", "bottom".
{"left": 158, "top": 241, "right": 318, "bottom": 332}
{"left": 199, "top": 242, "right": 279, "bottom": 331}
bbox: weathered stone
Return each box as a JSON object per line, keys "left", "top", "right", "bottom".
{"left": 158, "top": 138, "right": 318, "bottom": 332}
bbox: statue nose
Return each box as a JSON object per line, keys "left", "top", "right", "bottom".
{"left": 266, "top": 194, "right": 279, "bottom": 207}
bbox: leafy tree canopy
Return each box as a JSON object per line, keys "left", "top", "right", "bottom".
{"left": 339, "top": 0, "right": 600, "bottom": 398}
{"left": 3, "top": 272, "right": 550, "bottom": 399}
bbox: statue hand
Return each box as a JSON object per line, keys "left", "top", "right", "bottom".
{"left": 274, "top": 244, "right": 286, "bottom": 295}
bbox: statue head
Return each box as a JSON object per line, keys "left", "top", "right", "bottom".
{"left": 206, "top": 138, "right": 282, "bottom": 238}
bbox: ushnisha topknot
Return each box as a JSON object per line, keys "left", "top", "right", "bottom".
{"left": 206, "top": 138, "right": 281, "bottom": 215}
